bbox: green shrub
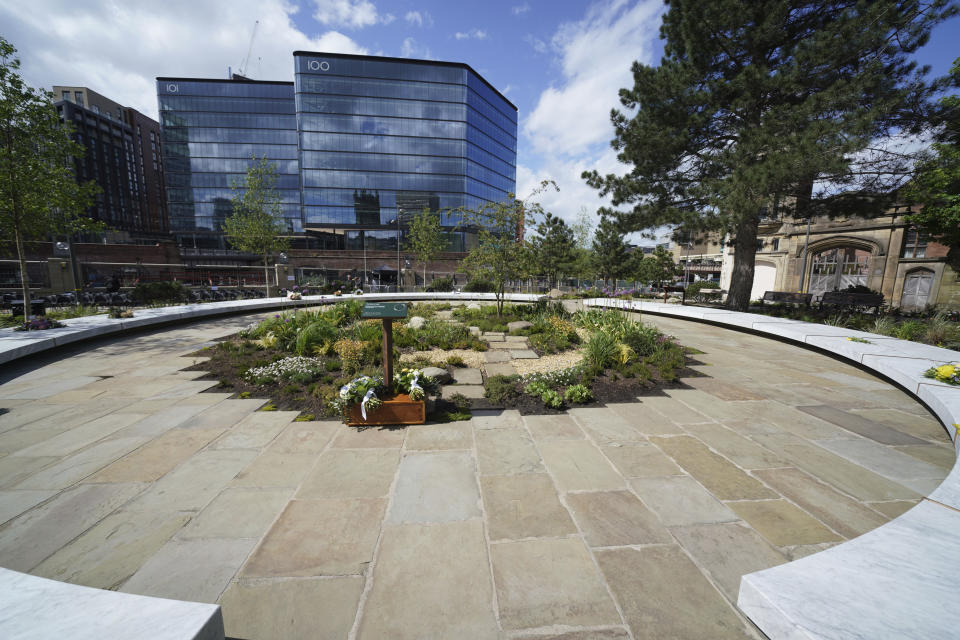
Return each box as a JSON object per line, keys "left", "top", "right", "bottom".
{"left": 540, "top": 389, "right": 564, "bottom": 409}
{"left": 621, "top": 323, "right": 665, "bottom": 357}
{"left": 449, "top": 392, "right": 473, "bottom": 412}
{"left": 446, "top": 354, "right": 466, "bottom": 367}
{"left": 685, "top": 280, "right": 720, "bottom": 297}
{"left": 131, "top": 281, "right": 192, "bottom": 305}
{"left": 295, "top": 413, "right": 315, "bottom": 422}
{"left": 564, "top": 384, "right": 593, "bottom": 404}
{"left": 463, "top": 278, "right": 495, "bottom": 292}
{"left": 325, "top": 359, "right": 342, "bottom": 371}
{"left": 585, "top": 331, "right": 618, "bottom": 370}
{"left": 295, "top": 320, "right": 337, "bottom": 355}
{"left": 426, "top": 276, "right": 454, "bottom": 292}
{"left": 525, "top": 380, "right": 551, "bottom": 397}
{"left": 484, "top": 374, "right": 522, "bottom": 404}
{"left": 895, "top": 320, "right": 926, "bottom": 341}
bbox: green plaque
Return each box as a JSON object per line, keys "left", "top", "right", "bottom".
{"left": 361, "top": 302, "right": 408, "bottom": 319}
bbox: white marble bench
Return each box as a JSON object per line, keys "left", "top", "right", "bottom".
{"left": 584, "top": 297, "right": 960, "bottom": 639}
{"left": 0, "top": 568, "right": 223, "bottom": 639}
{"left": 0, "top": 292, "right": 544, "bottom": 366}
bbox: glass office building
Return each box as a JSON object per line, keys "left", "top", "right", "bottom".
{"left": 156, "top": 78, "right": 301, "bottom": 250}
{"left": 157, "top": 52, "right": 517, "bottom": 253}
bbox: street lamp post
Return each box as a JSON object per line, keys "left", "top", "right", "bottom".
{"left": 798, "top": 217, "right": 812, "bottom": 292}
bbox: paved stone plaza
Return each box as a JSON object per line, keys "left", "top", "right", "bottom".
{"left": 0, "top": 311, "right": 953, "bottom": 639}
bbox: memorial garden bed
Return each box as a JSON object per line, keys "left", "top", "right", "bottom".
{"left": 186, "top": 300, "right": 695, "bottom": 420}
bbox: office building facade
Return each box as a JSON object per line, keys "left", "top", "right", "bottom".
{"left": 156, "top": 52, "right": 517, "bottom": 258}
{"left": 53, "top": 86, "right": 168, "bottom": 236}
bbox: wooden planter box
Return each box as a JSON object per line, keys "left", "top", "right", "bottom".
{"left": 347, "top": 393, "right": 425, "bottom": 426}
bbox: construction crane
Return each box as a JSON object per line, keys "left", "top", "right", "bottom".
{"left": 237, "top": 20, "right": 259, "bottom": 77}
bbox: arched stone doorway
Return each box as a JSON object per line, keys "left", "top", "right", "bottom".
{"left": 808, "top": 246, "right": 871, "bottom": 296}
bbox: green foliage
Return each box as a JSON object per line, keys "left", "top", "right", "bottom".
{"left": 635, "top": 246, "right": 681, "bottom": 289}
{"left": 484, "top": 374, "right": 522, "bottom": 404}
{"left": 132, "top": 281, "right": 192, "bottom": 305}
{"left": 583, "top": 2, "right": 956, "bottom": 310}
{"left": 564, "top": 384, "right": 593, "bottom": 404}
{"left": 592, "top": 215, "right": 632, "bottom": 283}
{"left": 295, "top": 320, "right": 338, "bottom": 356}
{"left": 540, "top": 389, "right": 564, "bottom": 409}
{"left": 405, "top": 208, "right": 447, "bottom": 288}
{"left": 426, "top": 276, "right": 454, "bottom": 292}
{"left": 584, "top": 331, "right": 619, "bottom": 370}
{"left": 260, "top": 403, "right": 278, "bottom": 412}
{"left": 459, "top": 182, "right": 556, "bottom": 316}
{"left": 0, "top": 37, "right": 100, "bottom": 315}
{"left": 449, "top": 392, "right": 472, "bottom": 412}
{"left": 445, "top": 354, "right": 466, "bottom": 367}
{"left": 325, "top": 359, "right": 342, "bottom": 371}
{"left": 222, "top": 155, "right": 290, "bottom": 292}
{"left": 295, "top": 414, "right": 315, "bottom": 422}
{"left": 895, "top": 319, "right": 928, "bottom": 341}
{"left": 905, "top": 58, "right": 960, "bottom": 269}
{"left": 685, "top": 280, "right": 720, "bottom": 295}
{"left": 530, "top": 212, "right": 576, "bottom": 288}
{"left": 463, "top": 278, "right": 495, "bottom": 293}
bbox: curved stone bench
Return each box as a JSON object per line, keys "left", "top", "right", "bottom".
{"left": 0, "top": 567, "right": 223, "bottom": 639}
{"left": 0, "top": 292, "right": 543, "bottom": 366}
{"left": 585, "top": 297, "right": 960, "bottom": 639}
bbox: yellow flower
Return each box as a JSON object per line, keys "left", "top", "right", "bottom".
{"left": 935, "top": 364, "right": 957, "bottom": 380}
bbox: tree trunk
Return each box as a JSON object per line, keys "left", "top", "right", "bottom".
{"left": 263, "top": 256, "right": 270, "bottom": 298}
{"left": 14, "top": 226, "right": 33, "bottom": 322}
{"left": 423, "top": 264, "right": 427, "bottom": 292}
{"left": 725, "top": 215, "right": 760, "bottom": 311}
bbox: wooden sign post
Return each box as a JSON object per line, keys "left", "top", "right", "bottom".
{"left": 360, "top": 302, "right": 408, "bottom": 389}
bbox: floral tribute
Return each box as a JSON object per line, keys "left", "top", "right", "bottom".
{"left": 332, "top": 375, "right": 384, "bottom": 420}
{"left": 395, "top": 368, "right": 436, "bottom": 401}
{"left": 15, "top": 317, "right": 65, "bottom": 331}
{"left": 924, "top": 363, "right": 960, "bottom": 386}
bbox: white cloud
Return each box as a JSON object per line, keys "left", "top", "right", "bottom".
{"left": 454, "top": 29, "right": 488, "bottom": 41}
{"left": 399, "top": 37, "right": 432, "bottom": 59}
{"left": 404, "top": 11, "right": 433, "bottom": 27}
{"left": 524, "top": 0, "right": 663, "bottom": 156}
{"left": 524, "top": 34, "right": 547, "bottom": 54}
{"left": 512, "top": 3, "right": 531, "bottom": 15}
{"left": 501, "top": 84, "right": 513, "bottom": 95}
{"left": 312, "top": 0, "right": 382, "bottom": 29}
{"left": 0, "top": 0, "right": 368, "bottom": 120}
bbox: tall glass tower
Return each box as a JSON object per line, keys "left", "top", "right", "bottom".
{"left": 156, "top": 78, "right": 300, "bottom": 250}
{"left": 294, "top": 52, "right": 517, "bottom": 253}
{"left": 157, "top": 53, "right": 517, "bottom": 254}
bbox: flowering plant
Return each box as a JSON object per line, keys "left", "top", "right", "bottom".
{"left": 331, "top": 375, "right": 384, "bottom": 421}
{"left": 15, "top": 317, "right": 65, "bottom": 331}
{"left": 924, "top": 363, "right": 960, "bottom": 386}
{"left": 394, "top": 368, "right": 436, "bottom": 401}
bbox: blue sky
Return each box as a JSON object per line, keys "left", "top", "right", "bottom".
{"left": 1, "top": 0, "right": 957, "bottom": 240}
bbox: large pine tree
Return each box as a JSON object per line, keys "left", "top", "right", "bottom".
{"left": 592, "top": 215, "right": 632, "bottom": 284}
{"left": 530, "top": 212, "right": 576, "bottom": 289}
{"left": 584, "top": 0, "right": 956, "bottom": 310}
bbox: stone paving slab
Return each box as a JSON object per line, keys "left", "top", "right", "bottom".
{"left": 491, "top": 537, "right": 620, "bottom": 630}
{"left": 483, "top": 351, "right": 511, "bottom": 363}
{"left": 0, "top": 489, "right": 57, "bottom": 526}
{"left": 357, "top": 521, "right": 499, "bottom": 639}
{"left": 569, "top": 407, "right": 646, "bottom": 444}
{"left": 538, "top": 441, "right": 624, "bottom": 492}
{"left": 230, "top": 452, "right": 317, "bottom": 488}
{"left": 441, "top": 384, "right": 485, "bottom": 400}
{"left": 120, "top": 537, "right": 256, "bottom": 603}
{"left": 451, "top": 367, "right": 483, "bottom": 385}
{"left": 524, "top": 414, "right": 584, "bottom": 440}
{"left": 220, "top": 576, "right": 364, "bottom": 640}
{"left": 331, "top": 425, "right": 405, "bottom": 448}
{"left": 403, "top": 422, "right": 472, "bottom": 450}
{"left": 481, "top": 474, "right": 577, "bottom": 541}
{"left": 483, "top": 362, "right": 517, "bottom": 377}
{"left": 267, "top": 420, "right": 340, "bottom": 453}
{"left": 510, "top": 349, "right": 539, "bottom": 359}
{"left": 727, "top": 500, "right": 843, "bottom": 547}
{"left": 650, "top": 436, "right": 776, "bottom": 500}
{"left": 600, "top": 443, "right": 682, "bottom": 477}
{"left": 210, "top": 411, "right": 296, "bottom": 450}
{"left": 629, "top": 476, "right": 738, "bottom": 526}
{"left": 297, "top": 449, "right": 397, "bottom": 498}
{"left": 595, "top": 545, "right": 755, "bottom": 639}
{"left": 565, "top": 490, "right": 671, "bottom": 547}
{"left": 798, "top": 405, "right": 928, "bottom": 445}
{"left": 88, "top": 427, "right": 223, "bottom": 483}
{"left": 387, "top": 451, "right": 480, "bottom": 524}
{"left": 177, "top": 487, "right": 293, "bottom": 539}
{"left": 476, "top": 427, "right": 543, "bottom": 475}
{"left": 242, "top": 498, "right": 386, "bottom": 577}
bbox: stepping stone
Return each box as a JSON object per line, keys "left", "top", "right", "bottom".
{"left": 504, "top": 335, "right": 528, "bottom": 344}
{"left": 484, "top": 332, "right": 505, "bottom": 338}
{"left": 484, "top": 363, "right": 517, "bottom": 378}
{"left": 442, "top": 385, "right": 485, "bottom": 400}
{"left": 452, "top": 368, "right": 483, "bottom": 385}
{"left": 510, "top": 350, "right": 539, "bottom": 359}
{"left": 468, "top": 326, "right": 481, "bottom": 336}
{"left": 484, "top": 351, "right": 510, "bottom": 363}
{"left": 490, "top": 342, "right": 516, "bottom": 350}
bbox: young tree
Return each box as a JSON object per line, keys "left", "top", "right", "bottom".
{"left": 905, "top": 57, "right": 960, "bottom": 268}
{"left": 404, "top": 207, "right": 446, "bottom": 289}
{"left": 530, "top": 212, "right": 576, "bottom": 289}
{"left": 584, "top": 1, "right": 956, "bottom": 310}
{"left": 460, "top": 182, "right": 556, "bottom": 317}
{"left": 592, "top": 215, "right": 631, "bottom": 284}
{"left": 0, "top": 37, "right": 99, "bottom": 319}
{"left": 635, "top": 246, "right": 681, "bottom": 291}
{"left": 223, "top": 156, "right": 290, "bottom": 296}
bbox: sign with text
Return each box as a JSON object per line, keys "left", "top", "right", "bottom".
{"left": 361, "top": 302, "right": 408, "bottom": 319}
